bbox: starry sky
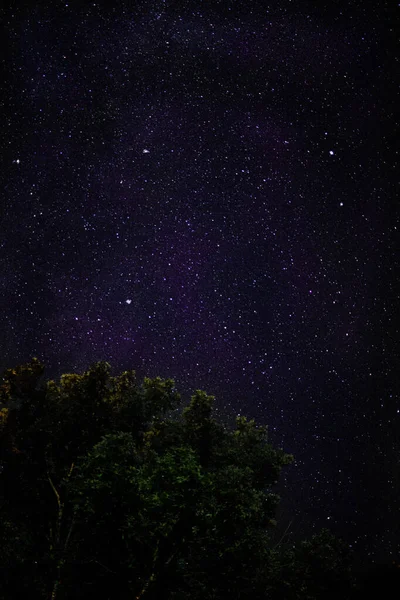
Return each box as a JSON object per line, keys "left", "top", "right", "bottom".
{"left": 1, "top": 0, "right": 398, "bottom": 563}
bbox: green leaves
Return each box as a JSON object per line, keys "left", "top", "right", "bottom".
{"left": 0, "top": 359, "right": 353, "bottom": 600}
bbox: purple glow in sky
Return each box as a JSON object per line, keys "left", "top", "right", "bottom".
{"left": 0, "top": 0, "right": 398, "bottom": 563}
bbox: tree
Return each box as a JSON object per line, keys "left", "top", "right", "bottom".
{"left": 0, "top": 359, "right": 353, "bottom": 599}
{"left": 262, "top": 528, "right": 354, "bottom": 600}
{"left": 0, "top": 359, "right": 180, "bottom": 598}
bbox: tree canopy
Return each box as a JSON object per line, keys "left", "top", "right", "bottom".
{"left": 0, "top": 359, "right": 363, "bottom": 599}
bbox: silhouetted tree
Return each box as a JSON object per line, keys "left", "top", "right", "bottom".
{"left": 0, "top": 359, "right": 356, "bottom": 599}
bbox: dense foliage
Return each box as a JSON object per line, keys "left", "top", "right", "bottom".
{"left": 0, "top": 359, "right": 385, "bottom": 598}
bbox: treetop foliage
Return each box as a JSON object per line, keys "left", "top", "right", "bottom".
{"left": 0, "top": 359, "right": 362, "bottom": 599}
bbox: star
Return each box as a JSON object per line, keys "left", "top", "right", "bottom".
{"left": 1, "top": 1, "right": 396, "bottom": 567}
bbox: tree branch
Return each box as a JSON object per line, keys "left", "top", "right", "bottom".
{"left": 272, "top": 520, "right": 293, "bottom": 550}
{"left": 48, "top": 462, "right": 75, "bottom": 600}
{"left": 135, "top": 541, "right": 159, "bottom": 599}
{"left": 47, "top": 472, "right": 61, "bottom": 511}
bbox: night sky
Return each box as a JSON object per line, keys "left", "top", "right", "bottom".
{"left": 1, "top": 1, "right": 398, "bottom": 563}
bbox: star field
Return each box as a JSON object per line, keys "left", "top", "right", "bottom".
{"left": 1, "top": 0, "right": 398, "bottom": 563}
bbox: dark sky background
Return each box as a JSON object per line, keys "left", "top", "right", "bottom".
{"left": 1, "top": 0, "right": 398, "bottom": 564}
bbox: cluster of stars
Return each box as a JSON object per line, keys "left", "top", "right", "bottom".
{"left": 1, "top": 0, "right": 398, "bottom": 563}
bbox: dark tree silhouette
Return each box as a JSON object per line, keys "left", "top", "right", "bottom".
{"left": 0, "top": 359, "right": 358, "bottom": 599}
